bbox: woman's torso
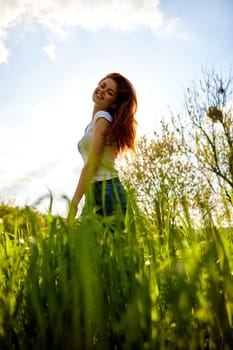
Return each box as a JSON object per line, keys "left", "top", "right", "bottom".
{"left": 77, "top": 111, "right": 118, "bottom": 182}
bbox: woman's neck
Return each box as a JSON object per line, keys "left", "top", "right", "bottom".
{"left": 92, "top": 105, "right": 107, "bottom": 119}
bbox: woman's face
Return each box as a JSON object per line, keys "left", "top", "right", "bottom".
{"left": 92, "top": 78, "right": 118, "bottom": 111}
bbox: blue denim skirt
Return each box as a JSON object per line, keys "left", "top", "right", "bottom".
{"left": 85, "top": 177, "right": 127, "bottom": 217}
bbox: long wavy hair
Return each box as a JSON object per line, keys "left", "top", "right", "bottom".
{"left": 100, "top": 72, "right": 138, "bottom": 153}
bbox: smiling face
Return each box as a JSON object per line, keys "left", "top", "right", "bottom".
{"left": 92, "top": 78, "right": 118, "bottom": 112}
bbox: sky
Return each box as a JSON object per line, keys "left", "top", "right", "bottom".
{"left": 0, "top": 0, "right": 232, "bottom": 216}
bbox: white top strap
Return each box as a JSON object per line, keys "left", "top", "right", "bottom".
{"left": 94, "top": 110, "right": 113, "bottom": 124}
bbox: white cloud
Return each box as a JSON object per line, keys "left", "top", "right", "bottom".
{"left": 165, "top": 17, "right": 188, "bottom": 40}
{"left": 165, "top": 18, "right": 179, "bottom": 36}
{"left": 0, "top": 41, "right": 9, "bottom": 63}
{"left": 0, "top": 0, "right": 182, "bottom": 63}
{"left": 42, "top": 43, "right": 56, "bottom": 61}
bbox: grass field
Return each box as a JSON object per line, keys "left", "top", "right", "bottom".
{"left": 0, "top": 193, "right": 233, "bottom": 350}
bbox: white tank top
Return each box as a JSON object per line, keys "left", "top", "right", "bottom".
{"left": 77, "top": 110, "right": 118, "bottom": 182}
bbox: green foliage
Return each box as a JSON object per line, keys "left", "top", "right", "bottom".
{"left": 0, "top": 203, "right": 46, "bottom": 237}
{"left": 0, "top": 196, "right": 233, "bottom": 350}
{"left": 120, "top": 120, "right": 198, "bottom": 232}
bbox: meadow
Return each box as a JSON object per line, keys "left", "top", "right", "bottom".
{"left": 0, "top": 190, "right": 233, "bottom": 350}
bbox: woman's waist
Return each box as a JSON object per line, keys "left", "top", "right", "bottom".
{"left": 92, "top": 176, "right": 120, "bottom": 185}
{"left": 91, "top": 166, "right": 118, "bottom": 182}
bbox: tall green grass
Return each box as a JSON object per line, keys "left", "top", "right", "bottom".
{"left": 0, "top": 195, "right": 233, "bottom": 349}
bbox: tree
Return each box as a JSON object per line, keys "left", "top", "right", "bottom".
{"left": 119, "top": 120, "right": 197, "bottom": 233}
{"left": 173, "top": 69, "right": 233, "bottom": 213}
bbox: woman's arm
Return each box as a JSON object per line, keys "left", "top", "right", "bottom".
{"left": 68, "top": 117, "right": 110, "bottom": 219}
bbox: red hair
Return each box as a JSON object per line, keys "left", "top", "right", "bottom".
{"left": 101, "top": 73, "right": 137, "bottom": 153}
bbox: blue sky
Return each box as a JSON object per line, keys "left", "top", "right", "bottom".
{"left": 0, "top": 0, "right": 232, "bottom": 215}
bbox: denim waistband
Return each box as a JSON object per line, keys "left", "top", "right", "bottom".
{"left": 92, "top": 177, "right": 120, "bottom": 186}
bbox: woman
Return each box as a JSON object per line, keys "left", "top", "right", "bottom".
{"left": 68, "top": 72, "right": 137, "bottom": 221}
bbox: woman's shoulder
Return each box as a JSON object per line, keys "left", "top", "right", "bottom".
{"left": 94, "top": 110, "right": 113, "bottom": 123}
